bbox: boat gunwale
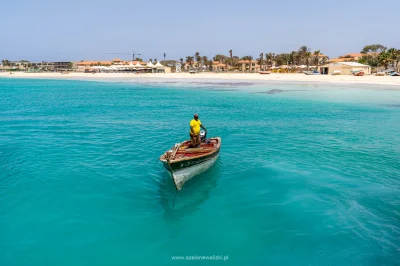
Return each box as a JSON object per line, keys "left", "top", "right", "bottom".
{"left": 160, "top": 137, "right": 221, "bottom": 164}
{"left": 168, "top": 149, "right": 220, "bottom": 172}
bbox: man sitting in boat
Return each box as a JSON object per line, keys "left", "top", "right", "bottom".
{"left": 190, "top": 114, "right": 207, "bottom": 147}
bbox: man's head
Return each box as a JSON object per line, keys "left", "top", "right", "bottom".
{"left": 194, "top": 113, "right": 199, "bottom": 120}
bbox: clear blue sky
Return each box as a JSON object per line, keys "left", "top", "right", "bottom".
{"left": 2, "top": 0, "right": 399, "bottom": 62}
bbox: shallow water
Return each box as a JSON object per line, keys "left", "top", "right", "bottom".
{"left": 1, "top": 78, "right": 399, "bottom": 265}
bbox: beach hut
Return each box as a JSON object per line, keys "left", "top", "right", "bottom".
{"left": 319, "top": 62, "right": 371, "bottom": 75}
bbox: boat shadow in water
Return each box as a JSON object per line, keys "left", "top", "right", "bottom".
{"left": 158, "top": 160, "right": 221, "bottom": 220}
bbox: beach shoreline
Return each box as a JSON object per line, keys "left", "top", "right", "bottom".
{"left": 1, "top": 72, "right": 400, "bottom": 88}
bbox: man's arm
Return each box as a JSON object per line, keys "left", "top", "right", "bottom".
{"left": 200, "top": 124, "right": 207, "bottom": 132}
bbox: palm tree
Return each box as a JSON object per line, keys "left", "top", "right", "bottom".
{"left": 265, "top": 53, "right": 271, "bottom": 68}
{"left": 378, "top": 51, "right": 391, "bottom": 69}
{"left": 258, "top": 53, "right": 264, "bottom": 70}
{"left": 186, "top": 56, "right": 194, "bottom": 67}
{"left": 289, "top": 51, "right": 297, "bottom": 68}
{"left": 207, "top": 60, "right": 213, "bottom": 71}
{"left": 395, "top": 49, "right": 400, "bottom": 69}
{"left": 305, "top": 52, "right": 312, "bottom": 70}
{"left": 195, "top": 52, "right": 201, "bottom": 68}
{"left": 163, "top": 53, "right": 166, "bottom": 62}
{"left": 267, "top": 53, "right": 276, "bottom": 67}
{"left": 298, "top": 45, "right": 309, "bottom": 54}
{"left": 387, "top": 48, "right": 399, "bottom": 68}
{"left": 274, "top": 54, "right": 287, "bottom": 67}
{"left": 313, "top": 50, "right": 321, "bottom": 71}
{"left": 283, "top": 53, "right": 290, "bottom": 66}
{"left": 248, "top": 56, "right": 253, "bottom": 72}
{"left": 298, "top": 45, "right": 310, "bottom": 65}
{"left": 2, "top": 59, "right": 10, "bottom": 66}
{"left": 229, "top": 50, "right": 233, "bottom": 70}
{"left": 202, "top": 56, "right": 208, "bottom": 71}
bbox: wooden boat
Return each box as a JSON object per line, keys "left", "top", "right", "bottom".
{"left": 352, "top": 70, "right": 364, "bottom": 76}
{"left": 259, "top": 71, "right": 271, "bottom": 74}
{"left": 303, "top": 70, "right": 320, "bottom": 75}
{"left": 376, "top": 71, "right": 386, "bottom": 76}
{"left": 386, "top": 70, "right": 399, "bottom": 76}
{"left": 160, "top": 137, "right": 221, "bottom": 190}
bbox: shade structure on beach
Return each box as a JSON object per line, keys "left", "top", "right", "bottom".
{"left": 279, "top": 65, "right": 289, "bottom": 69}
{"left": 147, "top": 61, "right": 155, "bottom": 67}
{"left": 91, "top": 66, "right": 113, "bottom": 71}
{"left": 269, "top": 66, "right": 277, "bottom": 69}
{"left": 134, "top": 62, "right": 143, "bottom": 68}
{"left": 125, "top": 61, "right": 138, "bottom": 69}
{"left": 298, "top": 65, "right": 307, "bottom": 69}
{"left": 154, "top": 62, "right": 164, "bottom": 68}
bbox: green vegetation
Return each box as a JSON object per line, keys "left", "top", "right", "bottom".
{"left": 1, "top": 60, "right": 11, "bottom": 66}
{"left": 359, "top": 44, "right": 400, "bottom": 69}
{"left": 179, "top": 45, "right": 330, "bottom": 72}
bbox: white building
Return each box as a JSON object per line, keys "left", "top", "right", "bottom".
{"left": 319, "top": 62, "right": 371, "bottom": 75}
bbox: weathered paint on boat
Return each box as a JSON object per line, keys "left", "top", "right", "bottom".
{"left": 160, "top": 137, "right": 221, "bottom": 190}
{"left": 164, "top": 153, "right": 219, "bottom": 190}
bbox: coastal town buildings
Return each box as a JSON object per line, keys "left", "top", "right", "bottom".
{"left": 76, "top": 59, "right": 170, "bottom": 73}
{"left": 212, "top": 61, "right": 228, "bottom": 72}
{"left": 31, "top": 62, "right": 72, "bottom": 71}
{"left": 237, "top": 60, "right": 261, "bottom": 72}
{"left": 76, "top": 61, "right": 112, "bottom": 69}
{"left": 326, "top": 53, "right": 363, "bottom": 63}
{"left": 3, "top": 48, "right": 398, "bottom": 75}
{"left": 0, "top": 61, "right": 72, "bottom": 71}
{"left": 184, "top": 62, "right": 201, "bottom": 70}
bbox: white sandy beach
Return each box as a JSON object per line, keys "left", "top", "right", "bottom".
{"left": 1, "top": 72, "right": 400, "bottom": 87}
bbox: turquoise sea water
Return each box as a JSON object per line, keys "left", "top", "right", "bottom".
{"left": 1, "top": 78, "right": 399, "bottom": 265}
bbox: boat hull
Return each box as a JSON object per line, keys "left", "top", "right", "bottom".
{"left": 162, "top": 148, "right": 219, "bottom": 190}
{"left": 160, "top": 137, "right": 221, "bottom": 190}
{"left": 167, "top": 153, "right": 219, "bottom": 190}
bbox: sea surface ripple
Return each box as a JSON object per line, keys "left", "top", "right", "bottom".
{"left": 0, "top": 78, "right": 399, "bottom": 265}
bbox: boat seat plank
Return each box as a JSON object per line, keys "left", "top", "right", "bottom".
{"left": 178, "top": 149, "right": 214, "bottom": 154}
